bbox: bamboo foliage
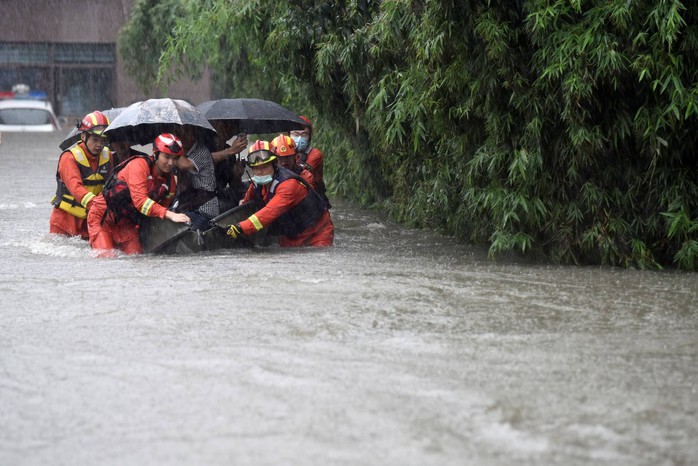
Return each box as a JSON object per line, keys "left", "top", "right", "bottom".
{"left": 119, "top": 0, "right": 698, "bottom": 269}
{"left": 118, "top": 0, "right": 184, "bottom": 94}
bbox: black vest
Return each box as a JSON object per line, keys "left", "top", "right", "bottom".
{"left": 101, "top": 156, "right": 174, "bottom": 225}
{"left": 252, "top": 167, "right": 326, "bottom": 237}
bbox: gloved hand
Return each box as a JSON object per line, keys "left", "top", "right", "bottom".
{"left": 226, "top": 223, "right": 244, "bottom": 239}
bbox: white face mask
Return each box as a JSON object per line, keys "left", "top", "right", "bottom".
{"left": 292, "top": 136, "right": 309, "bottom": 152}
{"left": 252, "top": 174, "right": 273, "bottom": 186}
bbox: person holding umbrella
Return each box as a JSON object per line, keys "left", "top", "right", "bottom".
{"left": 222, "top": 140, "right": 333, "bottom": 247}
{"left": 49, "top": 111, "right": 113, "bottom": 240}
{"left": 209, "top": 122, "right": 249, "bottom": 212}
{"left": 290, "top": 115, "right": 331, "bottom": 208}
{"left": 173, "top": 125, "right": 221, "bottom": 230}
{"left": 86, "top": 133, "right": 190, "bottom": 257}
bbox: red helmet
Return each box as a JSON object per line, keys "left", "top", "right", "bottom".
{"left": 154, "top": 133, "right": 184, "bottom": 157}
{"left": 78, "top": 111, "right": 110, "bottom": 135}
{"left": 270, "top": 134, "right": 297, "bottom": 157}
{"left": 299, "top": 115, "right": 313, "bottom": 136}
{"left": 299, "top": 115, "right": 312, "bottom": 129}
{"left": 247, "top": 140, "right": 276, "bottom": 167}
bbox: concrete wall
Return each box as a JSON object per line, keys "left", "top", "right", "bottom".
{"left": 0, "top": 0, "right": 211, "bottom": 108}
{"left": 0, "top": 1, "right": 127, "bottom": 43}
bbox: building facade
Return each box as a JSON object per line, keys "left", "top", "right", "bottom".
{"left": 0, "top": 0, "right": 211, "bottom": 118}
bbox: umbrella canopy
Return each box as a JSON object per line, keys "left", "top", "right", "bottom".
{"left": 59, "top": 107, "right": 126, "bottom": 151}
{"left": 104, "top": 98, "right": 217, "bottom": 147}
{"left": 196, "top": 98, "right": 307, "bottom": 136}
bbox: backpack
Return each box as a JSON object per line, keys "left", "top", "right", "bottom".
{"left": 100, "top": 155, "right": 154, "bottom": 226}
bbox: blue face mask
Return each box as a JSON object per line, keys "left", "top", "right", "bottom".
{"left": 252, "top": 174, "right": 273, "bottom": 186}
{"left": 292, "top": 136, "right": 309, "bottom": 152}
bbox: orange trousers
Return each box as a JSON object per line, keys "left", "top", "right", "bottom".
{"left": 87, "top": 195, "right": 142, "bottom": 256}
{"left": 49, "top": 207, "right": 89, "bottom": 240}
{"left": 278, "top": 211, "right": 334, "bottom": 247}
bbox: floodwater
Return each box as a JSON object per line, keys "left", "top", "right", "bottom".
{"left": 0, "top": 131, "right": 696, "bottom": 466}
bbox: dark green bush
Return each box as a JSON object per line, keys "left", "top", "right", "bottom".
{"left": 120, "top": 0, "right": 698, "bottom": 269}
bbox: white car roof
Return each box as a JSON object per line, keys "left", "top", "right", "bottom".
{"left": 0, "top": 98, "right": 55, "bottom": 111}
{"left": 0, "top": 98, "right": 60, "bottom": 132}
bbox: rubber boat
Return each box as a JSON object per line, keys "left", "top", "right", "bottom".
{"left": 140, "top": 201, "right": 268, "bottom": 254}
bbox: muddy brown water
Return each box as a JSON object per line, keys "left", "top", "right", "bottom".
{"left": 0, "top": 131, "right": 696, "bottom": 465}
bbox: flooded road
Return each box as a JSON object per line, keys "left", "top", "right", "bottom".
{"left": 0, "top": 131, "right": 696, "bottom": 465}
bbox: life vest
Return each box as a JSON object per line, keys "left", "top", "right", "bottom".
{"left": 289, "top": 164, "right": 303, "bottom": 177}
{"left": 252, "top": 166, "right": 326, "bottom": 238}
{"left": 297, "top": 147, "right": 315, "bottom": 168}
{"left": 298, "top": 147, "right": 330, "bottom": 209}
{"left": 51, "top": 144, "right": 112, "bottom": 219}
{"left": 101, "top": 155, "right": 175, "bottom": 225}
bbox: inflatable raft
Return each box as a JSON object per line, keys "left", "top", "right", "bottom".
{"left": 140, "top": 201, "right": 268, "bottom": 254}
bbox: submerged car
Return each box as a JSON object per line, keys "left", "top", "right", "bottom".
{"left": 0, "top": 99, "right": 61, "bottom": 132}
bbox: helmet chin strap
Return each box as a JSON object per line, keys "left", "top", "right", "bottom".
{"left": 82, "top": 133, "right": 103, "bottom": 156}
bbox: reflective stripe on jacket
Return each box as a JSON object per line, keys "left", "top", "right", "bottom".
{"left": 250, "top": 166, "right": 326, "bottom": 238}
{"left": 102, "top": 156, "right": 176, "bottom": 225}
{"left": 52, "top": 144, "right": 111, "bottom": 219}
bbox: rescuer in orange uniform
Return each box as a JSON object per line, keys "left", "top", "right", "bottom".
{"left": 224, "top": 140, "right": 333, "bottom": 247}
{"left": 49, "top": 111, "right": 113, "bottom": 240}
{"left": 270, "top": 134, "right": 315, "bottom": 188}
{"left": 290, "top": 115, "right": 330, "bottom": 208}
{"left": 87, "top": 133, "right": 191, "bottom": 257}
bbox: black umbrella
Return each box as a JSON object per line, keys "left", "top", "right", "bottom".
{"left": 104, "top": 98, "right": 217, "bottom": 147}
{"left": 196, "top": 98, "right": 307, "bottom": 136}
{"left": 59, "top": 107, "right": 126, "bottom": 151}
